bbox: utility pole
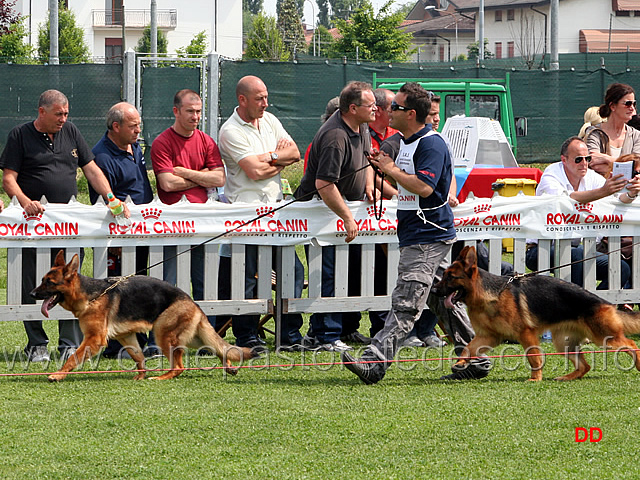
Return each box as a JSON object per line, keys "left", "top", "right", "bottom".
{"left": 151, "top": 0, "right": 157, "bottom": 66}
{"left": 550, "top": 0, "right": 559, "bottom": 70}
{"left": 479, "top": 0, "right": 484, "bottom": 60}
{"left": 48, "top": 0, "right": 59, "bottom": 65}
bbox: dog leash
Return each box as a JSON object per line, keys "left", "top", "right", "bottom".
{"left": 501, "top": 240, "right": 640, "bottom": 290}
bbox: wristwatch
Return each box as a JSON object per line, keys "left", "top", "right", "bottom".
{"left": 269, "top": 151, "right": 279, "bottom": 166}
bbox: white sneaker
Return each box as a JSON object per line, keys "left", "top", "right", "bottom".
{"left": 321, "top": 340, "right": 353, "bottom": 352}
{"left": 60, "top": 348, "right": 77, "bottom": 362}
{"left": 422, "top": 335, "right": 447, "bottom": 348}
{"left": 27, "top": 345, "right": 50, "bottom": 362}
{"left": 402, "top": 335, "right": 425, "bottom": 347}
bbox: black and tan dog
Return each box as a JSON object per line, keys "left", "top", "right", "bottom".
{"left": 30, "top": 250, "right": 257, "bottom": 382}
{"left": 432, "top": 246, "right": 640, "bottom": 381}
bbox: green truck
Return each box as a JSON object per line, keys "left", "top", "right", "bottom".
{"left": 372, "top": 73, "right": 526, "bottom": 157}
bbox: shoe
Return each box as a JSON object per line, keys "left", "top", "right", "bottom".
{"left": 301, "top": 335, "right": 321, "bottom": 350}
{"left": 341, "top": 350, "right": 385, "bottom": 385}
{"left": 440, "top": 360, "right": 491, "bottom": 380}
{"left": 143, "top": 346, "right": 163, "bottom": 359}
{"left": 402, "top": 335, "right": 425, "bottom": 347}
{"left": 237, "top": 339, "right": 268, "bottom": 355}
{"left": 422, "top": 334, "right": 447, "bottom": 348}
{"left": 320, "top": 340, "right": 353, "bottom": 352}
{"left": 60, "top": 348, "right": 77, "bottom": 363}
{"left": 278, "top": 343, "right": 304, "bottom": 352}
{"left": 341, "top": 332, "right": 372, "bottom": 345}
{"left": 26, "top": 345, "right": 50, "bottom": 362}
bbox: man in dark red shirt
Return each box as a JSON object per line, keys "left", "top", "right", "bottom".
{"left": 150, "top": 89, "right": 225, "bottom": 348}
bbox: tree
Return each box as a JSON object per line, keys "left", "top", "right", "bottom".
{"left": 243, "top": 0, "right": 263, "bottom": 15}
{"left": 176, "top": 31, "right": 208, "bottom": 67}
{"left": 277, "top": 0, "right": 304, "bottom": 18}
{"left": 37, "top": 2, "right": 90, "bottom": 63}
{"left": 0, "top": 0, "right": 20, "bottom": 37}
{"left": 245, "top": 13, "right": 291, "bottom": 61}
{"left": 509, "top": 13, "right": 545, "bottom": 69}
{"left": 309, "top": 24, "right": 334, "bottom": 57}
{"left": 331, "top": 0, "right": 414, "bottom": 62}
{"left": 317, "top": 0, "right": 330, "bottom": 27}
{"left": 135, "top": 25, "right": 168, "bottom": 55}
{"left": 0, "top": 17, "right": 34, "bottom": 63}
{"left": 329, "top": 0, "right": 364, "bottom": 21}
{"left": 394, "top": 1, "right": 415, "bottom": 18}
{"left": 467, "top": 39, "right": 494, "bottom": 60}
{"left": 277, "top": 0, "right": 306, "bottom": 57}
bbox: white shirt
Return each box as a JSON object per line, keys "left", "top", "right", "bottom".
{"left": 218, "top": 108, "right": 293, "bottom": 203}
{"left": 527, "top": 162, "right": 605, "bottom": 245}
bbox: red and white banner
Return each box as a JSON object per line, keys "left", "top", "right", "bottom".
{"left": 0, "top": 193, "right": 636, "bottom": 247}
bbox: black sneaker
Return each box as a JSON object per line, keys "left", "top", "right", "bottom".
{"left": 440, "top": 360, "right": 491, "bottom": 380}
{"left": 341, "top": 332, "right": 372, "bottom": 345}
{"left": 237, "top": 339, "right": 268, "bottom": 355}
{"left": 341, "top": 351, "right": 385, "bottom": 385}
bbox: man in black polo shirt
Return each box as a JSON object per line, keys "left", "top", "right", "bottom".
{"left": 0, "top": 89, "right": 127, "bottom": 362}
{"left": 295, "top": 81, "right": 375, "bottom": 352}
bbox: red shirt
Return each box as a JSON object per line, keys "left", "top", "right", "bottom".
{"left": 369, "top": 125, "right": 399, "bottom": 152}
{"left": 151, "top": 127, "right": 223, "bottom": 204}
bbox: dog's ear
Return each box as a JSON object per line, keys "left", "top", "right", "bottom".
{"left": 64, "top": 254, "right": 80, "bottom": 277}
{"left": 54, "top": 249, "right": 66, "bottom": 267}
{"left": 459, "top": 246, "right": 478, "bottom": 273}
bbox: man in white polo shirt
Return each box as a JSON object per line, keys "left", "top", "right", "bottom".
{"left": 525, "top": 135, "right": 637, "bottom": 289}
{"left": 218, "top": 75, "right": 305, "bottom": 351}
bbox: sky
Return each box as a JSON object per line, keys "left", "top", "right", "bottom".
{"left": 263, "top": 0, "right": 399, "bottom": 27}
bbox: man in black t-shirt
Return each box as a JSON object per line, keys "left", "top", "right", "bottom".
{"left": 0, "top": 89, "right": 126, "bottom": 362}
{"left": 294, "top": 81, "right": 375, "bottom": 352}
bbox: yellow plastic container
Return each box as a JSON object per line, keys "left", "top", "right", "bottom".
{"left": 491, "top": 178, "right": 538, "bottom": 252}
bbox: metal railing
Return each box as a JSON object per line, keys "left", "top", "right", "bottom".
{"left": 91, "top": 9, "right": 177, "bottom": 28}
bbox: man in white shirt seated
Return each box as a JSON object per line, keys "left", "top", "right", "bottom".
{"left": 525, "top": 135, "right": 639, "bottom": 289}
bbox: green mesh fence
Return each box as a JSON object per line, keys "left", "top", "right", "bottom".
{"left": 139, "top": 64, "right": 201, "bottom": 151}
{"left": 0, "top": 64, "right": 122, "bottom": 151}
{"left": 220, "top": 55, "right": 640, "bottom": 164}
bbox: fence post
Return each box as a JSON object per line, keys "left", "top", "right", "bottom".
{"left": 123, "top": 48, "right": 136, "bottom": 104}
{"left": 206, "top": 53, "right": 220, "bottom": 140}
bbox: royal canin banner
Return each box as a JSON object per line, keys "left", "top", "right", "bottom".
{"left": 0, "top": 193, "right": 636, "bottom": 247}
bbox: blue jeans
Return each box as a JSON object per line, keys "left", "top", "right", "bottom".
{"left": 525, "top": 243, "right": 630, "bottom": 290}
{"left": 306, "top": 245, "right": 343, "bottom": 344}
{"left": 218, "top": 246, "right": 305, "bottom": 346}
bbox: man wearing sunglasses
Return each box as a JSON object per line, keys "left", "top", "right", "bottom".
{"left": 342, "top": 82, "right": 490, "bottom": 383}
{"left": 525, "top": 135, "right": 640, "bottom": 289}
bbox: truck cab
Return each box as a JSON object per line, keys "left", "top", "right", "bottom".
{"left": 372, "top": 73, "right": 525, "bottom": 157}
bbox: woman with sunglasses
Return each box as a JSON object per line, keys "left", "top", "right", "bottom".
{"left": 586, "top": 83, "right": 640, "bottom": 177}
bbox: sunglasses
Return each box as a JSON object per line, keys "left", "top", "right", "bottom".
{"left": 621, "top": 100, "right": 637, "bottom": 108}
{"left": 391, "top": 101, "right": 411, "bottom": 112}
{"left": 574, "top": 155, "right": 592, "bottom": 164}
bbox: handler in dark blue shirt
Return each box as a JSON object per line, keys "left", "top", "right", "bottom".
{"left": 342, "top": 82, "right": 490, "bottom": 384}
{"left": 89, "top": 102, "right": 153, "bottom": 358}
{"left": 89, "top": 102, "right": 153, "bottom": 205}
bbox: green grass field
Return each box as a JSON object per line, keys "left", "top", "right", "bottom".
{"left": 1, "top": 317, "right": 640, "bottom": 479}
{"left": 7, "top": 163, "right": 635, "bottom": 479}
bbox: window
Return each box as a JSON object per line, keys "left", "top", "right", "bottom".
{"left": 507, "top": 9, "right": 515, "bottom": 21}
{"left": 495, "top": 10, "right": 502, "bottom": 22}
{"left": 495, "top": 42, "right": 502, "bottom": 59}
{"left": 445, "top": 95, "right": 501, "bottom": 121}
{"left": 508, "top": 41, "right": 515, "bottom": 58}
{"left": 105, "top": 38, "right": 122, "bottom": 64}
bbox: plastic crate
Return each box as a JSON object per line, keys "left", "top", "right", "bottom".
{"left": 491, "top": 178, "right": 537, "bottom": 251}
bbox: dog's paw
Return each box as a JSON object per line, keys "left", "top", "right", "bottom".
{"left": 224, "top": 367, "right": 239, "bottom": 376}
{"left": 47, "top": 373, "right": 66, "bottom": 382}
{"left": 132, "top": 373, "right": 146, "bottom": 381}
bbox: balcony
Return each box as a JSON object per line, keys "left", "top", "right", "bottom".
{"left": 92, "top": 9, "right": 177, "bottom": 29}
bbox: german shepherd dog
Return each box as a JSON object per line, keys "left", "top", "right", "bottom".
{"left": 30, "top": 250, "right": 257, "bottom": 382}
{"left": 431, "top": 246, "right": 640, "bottom": 381}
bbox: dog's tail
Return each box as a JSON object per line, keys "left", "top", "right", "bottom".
{"left": 620, "top": 310, "right": 640, "bottom": 335}
{"left": 196, "top": 316, "right": 259, "bottom": 374}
